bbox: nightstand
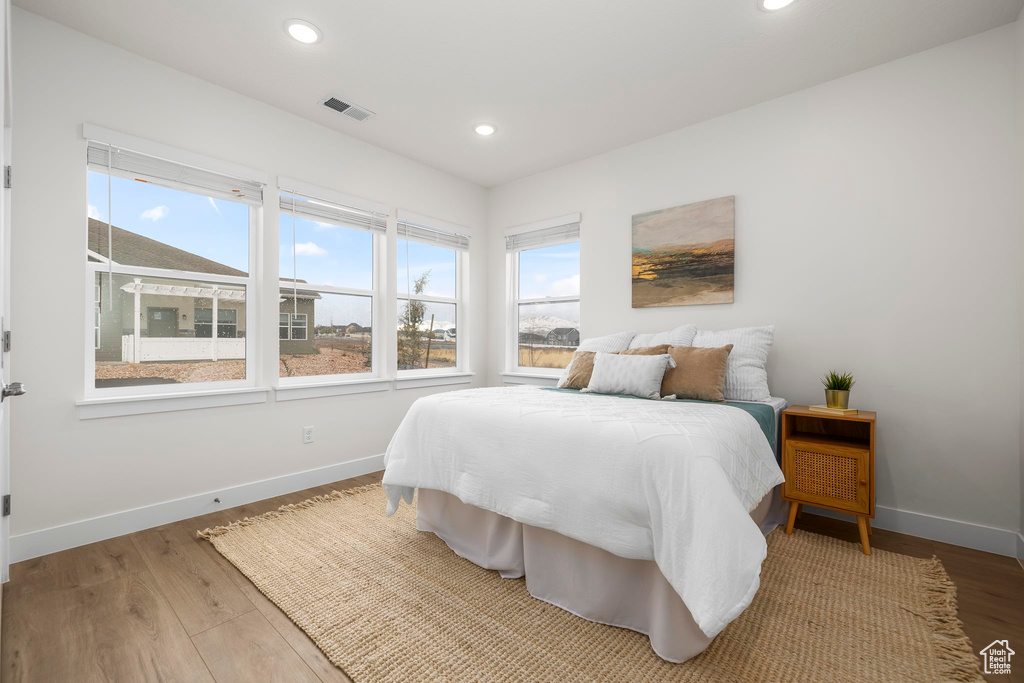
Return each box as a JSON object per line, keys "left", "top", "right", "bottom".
{"left": 781, "top": 406, "right": 877, "bottom": 555}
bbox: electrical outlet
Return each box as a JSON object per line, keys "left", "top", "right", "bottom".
{"left": 303, "top": 426, "right": 314, "bottom": 444}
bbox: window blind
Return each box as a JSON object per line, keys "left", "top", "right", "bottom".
{"left": 505, "top": 221, "right": 580, "bottom": 251}
{"left": 398, "top": 220, "right": 470, "bottom": 251}
{"left": 279, "top": 193, "right": 386, "bottom": 234}
{"left": 87, "top": 141, "right": 264, "bottom": 206}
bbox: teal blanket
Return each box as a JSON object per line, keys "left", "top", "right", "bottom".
{"left": 540, "top": 387, "right": 779, "bottom": 457}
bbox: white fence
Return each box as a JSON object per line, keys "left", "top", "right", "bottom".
{"left": 121, "top": 335, "right": 245, "bottom": 363}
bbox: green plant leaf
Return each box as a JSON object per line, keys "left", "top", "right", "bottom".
{"left": 821, "top": 370, "right": 855, "bottom": 391}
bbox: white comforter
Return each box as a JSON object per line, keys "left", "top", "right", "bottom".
{"left": 382, "top": 386, "right": 785, "bottom": 638}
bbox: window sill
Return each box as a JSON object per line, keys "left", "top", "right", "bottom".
{"left": 394, "top": 372, "right": 474, "bottom": 390}
{"left": 275, "top": 378, "right": 391, "bottom": 402}
{"left": 501, "top": 372, "right": 559, "bottom": 386}
{"left": 77, "top": 387, "right": 270, "bottom": 420}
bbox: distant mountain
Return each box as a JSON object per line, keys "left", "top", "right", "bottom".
{"left": 396, "top": 320, "right": 456, "bottom": 332}
{"left": 519, "top": 315, "right": 578, "bottom": 335}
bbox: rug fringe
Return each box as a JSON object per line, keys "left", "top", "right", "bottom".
{"left": 918, "top": 556, "right": 984, "bottom": 682}
{"left": 197, "top": 481, "right": 383, "bottom": 540}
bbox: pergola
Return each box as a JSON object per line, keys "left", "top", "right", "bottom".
{"left": 120, "top": 278, "right": 246, "bottom": 362}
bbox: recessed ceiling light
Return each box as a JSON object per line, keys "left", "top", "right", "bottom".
{"left": 474, "top": 123, "right": 496, "bottom": 136}
{"left": 285, "top": 19, "right": 321, "bottom": 44}
{"left": 759, "top": 0, "right": 794, "bottom": 10}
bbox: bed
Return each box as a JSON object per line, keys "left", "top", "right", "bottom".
{"left": 382, "top": 385, "right": 787, "bottom": 662}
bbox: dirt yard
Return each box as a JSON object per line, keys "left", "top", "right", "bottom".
{"left": 280, "top": 345, "right": 371, "bottom": 377}
{"left": 95, "top": 359, "right": 245, "bottom": 384}
{"left": 94, "top": 335, "right": 460, "bottom": 383}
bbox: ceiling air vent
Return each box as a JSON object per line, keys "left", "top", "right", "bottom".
{"left": 321, "top": 95, "right": 375, "bottom": 122}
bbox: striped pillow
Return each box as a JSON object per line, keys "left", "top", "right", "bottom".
{"left": 692, "top": 326, "right": 775, "bottom": 401}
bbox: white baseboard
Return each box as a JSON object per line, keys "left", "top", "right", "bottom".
{"left": 803, "top": 503, "right": 1022, "bottom": 558}
{"left": 10, "top": 454, "right": 385, "bottom": 563}
{"left": 1017, "top": 533, "right": 1024, "bottom": 572}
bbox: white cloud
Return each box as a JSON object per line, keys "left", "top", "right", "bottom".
{"left": 140, "top": 205, "right": 169, "bottom": 221}
{"left": 551, "top": 274, "right": 580, "bottom": 297}
{"left": 207, "top": 197, "right": 221, "bottom": 215}
{"left": 533, "top": 274, "right": 548, "bottom": 283}
{"left": 294, "top": 242, "right": 327, "bottom": 256}
{"left": 87, "top": 205, "right": 102, "bottom": 220}
{"left": 313, "top": 221, "right": 336, "bottom": 231}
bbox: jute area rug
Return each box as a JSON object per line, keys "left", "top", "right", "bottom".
{"left": 199, "top": 484, "right": 983, "bottom": 682}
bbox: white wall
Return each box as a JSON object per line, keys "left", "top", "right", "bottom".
{"left": 488, "top": 26, "right": 1022, "bottom": 546}
{"left": 9, "top": 9, "right": 488, "bottom": 549}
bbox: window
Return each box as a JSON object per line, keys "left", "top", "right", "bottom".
{"left": 194, "top": 307, "right": 238, "bottom": 338}
{"left": 397, "top": 217, "right": 469, "bottom": 373}
{"left": 86, "top": 139, "right": 262, "bottom": 393}
{"left": 289, "top": 313, "right": 308, "bottom": 341}
{"left": 278, "top": 190, "right": 384, "bottom": 381}
{"left": 506, "top": 217, "right": 581, "bottom": 373}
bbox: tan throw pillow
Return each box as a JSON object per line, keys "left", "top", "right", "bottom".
{"left": 559, "top": 350, "right": 598, "bottom": 390}
{"left": 661, "top": 345, "right": 733, "bottom": 402}
{"left": 559, "top": 345, "right": 671, "bottom": 390}
{"left": 618, "top": 344, "right": 671, "bottom": 356}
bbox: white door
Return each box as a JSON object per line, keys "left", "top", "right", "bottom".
{"left": 0, "top": 0, "right": 15, "bottom": 583}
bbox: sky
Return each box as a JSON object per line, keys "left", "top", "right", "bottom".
{"left": 518, "top": 242, "right": 580, "bottom": 299}
{"left": 88, "top": 171, "right": 250, "bottom": 272}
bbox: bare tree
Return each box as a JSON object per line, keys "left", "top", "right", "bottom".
{"left": 397, "top": 271, "right": 430, "bottom": 369}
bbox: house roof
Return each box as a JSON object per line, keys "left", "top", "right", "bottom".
{"left": 89, "top": 219, "right": 320, "bottom": 299}
{"left": 548, "top": 327, "right": 579, "bottom": 335}
{"left": 88, "top": 218, "right": 247, "bottom": 277}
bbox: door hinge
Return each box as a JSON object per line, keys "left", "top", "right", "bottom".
{"left": 2, "top": 495, "right": 10, "bottom": 517}
{"left": 3, "top": 166, "right": 10, "bottom": 189}
{"left": 3, "top": 330, "right": 10, "bottom": 353}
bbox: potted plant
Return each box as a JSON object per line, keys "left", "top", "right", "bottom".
{"left": 822, "top": 370, "right": 855, "bottom": 409}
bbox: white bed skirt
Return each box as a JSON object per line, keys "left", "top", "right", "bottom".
{"left": 416, "top": 486, "right": 786, "bottom": 663}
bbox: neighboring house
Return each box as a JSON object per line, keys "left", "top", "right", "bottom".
{"left": 89, "top": 219, "right": 318, "bottom": 362}
{"left": 545, "top": 327, "right": 580, "bottom": 347}
{"left": 279, "top": 278, "right": 320, "bottom": 355}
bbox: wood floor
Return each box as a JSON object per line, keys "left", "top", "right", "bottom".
{"left": 1, "top": 473, "right": 1021, "bottom": 682}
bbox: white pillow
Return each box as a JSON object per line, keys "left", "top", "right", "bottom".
{"left": 577, "top": 330, "right": 636, "bottom": 353}
{"left": 692, "top": 326, "right": 775, "bottom": 401}
{"left": 627, "top": 324, "right": 697, "bottom": 350}
{"left": 584, "top": 352, "right": 676, "bottom": 399}
{"left": 556, "top": 331, "right": 636, "bottom": 386}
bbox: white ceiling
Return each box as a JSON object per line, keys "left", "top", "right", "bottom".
{"left": 15, "top": 0, "right": 1024, "bottom": 187}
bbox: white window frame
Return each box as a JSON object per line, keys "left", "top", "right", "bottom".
{"left": 94, "top": 283, "right": 102, "bottom": 350}
{"left": 505, "top": 213, "right": 581, "bottom": 378}
{"left": 395, "top": 210, "right": 470, "bottom": 379}
{"left": 81, "top": 128, "right": 264, "bottom": 402}
{"left": 277, "top": 177, "right": 388, "bottom": 388}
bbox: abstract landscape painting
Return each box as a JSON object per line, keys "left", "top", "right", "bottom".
{"left": 632, "top": 196, "right": 735, "bottom": 307}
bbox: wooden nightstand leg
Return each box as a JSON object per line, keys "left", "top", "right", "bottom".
{"left": 856, "top": 516, "right": 871, "bottom": 555}
{"left": 785, "top": 501, "right": 799, "bottom": 535}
